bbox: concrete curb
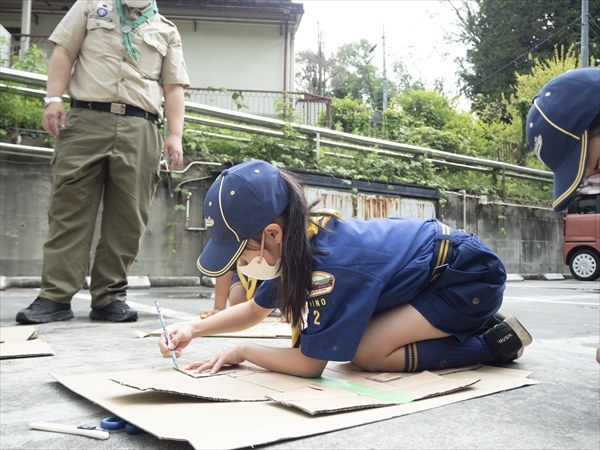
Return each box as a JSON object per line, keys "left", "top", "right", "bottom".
{"left": 0, "top": 277, "right": 43, "bottom": 289}
{"left": 541, "top": 273, "right": 565, "bottom": 280}
{"left": 506, "top": 274, "right": 524, "bottom": 282}
{"left": 0, "top": 276, "right": 202, "bottom": 291}
{"left": 0, "top": 274, "right": 573, "bottom": 291}
{"left": 148, "top": 277, "right": 200, "bottom": 287}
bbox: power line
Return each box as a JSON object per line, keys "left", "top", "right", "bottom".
{"left": 588, "top": 25, "right": 600, "bottom": 42}
{"left": 468, "top": 17, "right": 581, "bottom": 91}
{"left": 587, "top": 15, "right": 600, "bottom": 31}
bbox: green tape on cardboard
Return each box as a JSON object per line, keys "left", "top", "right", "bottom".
{"left": 305, "top": 376, "right": 416, "bottom": 404}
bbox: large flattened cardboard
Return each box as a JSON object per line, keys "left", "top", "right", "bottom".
{"left": 109, "top": 364, "right": 480, "bottom": 415}
{"left": 0, "top": 326, "right": 55, "bottom": 359}
{"left": 135, "top": 316, "right": 292, "bottom": 339}
{"left": 52, "top": 363, "right": 538, "bottom": 449}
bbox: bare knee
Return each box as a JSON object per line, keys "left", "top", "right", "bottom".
{"left": 352, "top": 349, "right": 385, "bottom": 372}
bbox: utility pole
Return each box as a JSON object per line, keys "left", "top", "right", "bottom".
{"left": 581, "top": 0, "right": 589, "bottom": 67}
{"left": 317, "top": 23, "right": 324, "bottom": 96}
{"left": 19, "top": 0, "right": 32, "bottom": 59}
{"left": 382, "top": 24, "right": 388, "bottom": 110}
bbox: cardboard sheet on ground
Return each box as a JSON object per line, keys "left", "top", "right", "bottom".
{"left": 134, "top": 316, "right": 292, "bottom": 339}
{"left": 0, "top": 326, "right": 55, "bottom": 359}
{"left": 52, "top": 363, "right": 538, "bottom": 449}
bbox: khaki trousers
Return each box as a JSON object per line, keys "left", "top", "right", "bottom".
{"left": 39, "top": 108, "right": 162, "bottom": 308}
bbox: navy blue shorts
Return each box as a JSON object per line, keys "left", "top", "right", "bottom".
{"left": 410, "top": 230, "right": 506, "bottom": 342}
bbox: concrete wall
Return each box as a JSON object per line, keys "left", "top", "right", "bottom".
{"left": 0, "top": 156, "right": 567, "bottom": 278}
{"left": 440, "top": 191, "right": 565, "bottom": 275}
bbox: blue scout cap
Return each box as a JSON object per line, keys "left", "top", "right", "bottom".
{"left": 526, "top": 67, "right": 600, "bottom": 212}
{"left": 197, "top": 161, "right": 290, "bottom": 277}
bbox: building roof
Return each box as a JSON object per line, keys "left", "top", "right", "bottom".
{"left": 0, "top": 0, "right": 304, "bottom": 31}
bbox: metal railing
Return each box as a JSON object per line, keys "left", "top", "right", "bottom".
{"left": 187, "top": 88, "right": 331, "bottom": 127}
{"left": 0, "top": 67, "right": 554, "bottom": 184}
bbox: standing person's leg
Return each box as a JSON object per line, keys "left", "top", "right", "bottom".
{"left": 16, "top": 109, "right": 113, "bottom": 324}
{"left": 89, "top": 116, "right": 162, "bottom": 321}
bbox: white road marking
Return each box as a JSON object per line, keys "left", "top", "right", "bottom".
{"left": 127, "top": 301, "right": 197, "bottom": 321}
{"left": 72, "top": 293, "right": 197, "bottom": 320}
{"left": 503, "top": 296, "right": 599, "bottom": 306}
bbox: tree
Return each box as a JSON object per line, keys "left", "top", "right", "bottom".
{"left": 449, "top": 0, "right": 600, "bottom": 112}
{"left": 396, "top": 89, "right": 455, "bottom": 129}
{"left": 296, "top": 38, "right": 411, "bottom": 109}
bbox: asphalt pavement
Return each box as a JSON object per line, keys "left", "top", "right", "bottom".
{"left": 1, "top": 280, "right": 599, "bottom": 450}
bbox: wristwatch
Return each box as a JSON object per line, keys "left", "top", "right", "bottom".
{"left": 42, "top": 97, "right": 63, "bottom": 108}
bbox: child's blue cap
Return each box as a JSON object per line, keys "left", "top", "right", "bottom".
{"left": 526, "top": 67, "right": 600, "bottom": 212}
{"left": 197, "top": 161, "right": 290, "bottom": 277}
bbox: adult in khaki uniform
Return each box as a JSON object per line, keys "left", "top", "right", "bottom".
{"left": 16, "top": 0, "right": 190, "bottom": 324}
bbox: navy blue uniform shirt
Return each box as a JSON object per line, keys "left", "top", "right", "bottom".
{"left": 254, "top": 217, "right": 505, "bottom": 361}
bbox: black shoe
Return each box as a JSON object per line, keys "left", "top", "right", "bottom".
{"left": 470, "top": 309, "right": 509, "bottom": 336}
{"left": 485, "top": 309, "right": 509, "bottom": 328}
{"left": 15, "top": 297, "right": 74, "bottom": 324}
{"left": 89, "top": 300, "right": 138, "bottom": 322}
{"left": 483, "top": 315, "right": 532, "bottom": 363}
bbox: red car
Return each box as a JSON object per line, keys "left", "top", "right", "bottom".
{"left": 563, "top": 193, "right": 600, "bottom": 281}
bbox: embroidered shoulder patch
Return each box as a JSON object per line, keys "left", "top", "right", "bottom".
{"left": 309, "top": 271, "right": 335, "bottom": 298}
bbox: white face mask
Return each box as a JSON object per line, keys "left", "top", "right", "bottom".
{"left": 123, "top": 0, "right": 152, "bottom": 9}
{"left": 238, "top": 233, "right": 281, "bottom": 280}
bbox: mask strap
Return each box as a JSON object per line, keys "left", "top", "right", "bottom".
{"left": 258, "top": 231, "right": 265, "bottom": 264}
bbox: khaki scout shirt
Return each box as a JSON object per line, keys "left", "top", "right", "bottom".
{"left": 49, "top": 0, "right": 190, "bottom": 117}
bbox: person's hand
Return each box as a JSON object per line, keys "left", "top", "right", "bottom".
{"left": 200, "top": 308, "right": 223, "bottom": 319}
{"left": 159, "top": 322, "right": 195, "bottom": 358}
{"left": 162, "top": 134, "right": 183, "bottom": 170}
{"left": 42, "top": 102, "right": 67, "bottom": 137}
{"left": 184, "top": 344, "right": 246, "bottom": 374}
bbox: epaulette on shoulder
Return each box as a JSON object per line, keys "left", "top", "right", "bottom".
{"left": 158, "top": 14, "right": 177, "bottom": 28}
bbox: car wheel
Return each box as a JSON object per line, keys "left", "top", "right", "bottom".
{"left": 569, "top": 249, "right": 600, "bottom": 281}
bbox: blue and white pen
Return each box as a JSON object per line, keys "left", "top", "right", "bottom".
{"left": 155, "top": 301, "right": 178, "bottom": 369}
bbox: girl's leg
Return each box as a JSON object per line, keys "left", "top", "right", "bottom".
{"left": 352, "top": 303, "right": 531, "bottom": 372}
{"left": 352, "top": 303, "right": 451, "bottom": 371}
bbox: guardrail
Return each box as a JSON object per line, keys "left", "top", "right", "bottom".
{"left": 0, "top": 67, "right": 553, "bottom": 183}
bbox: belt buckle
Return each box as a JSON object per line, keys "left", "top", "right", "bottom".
{"left": 110, "top": 103, "right": 126, "bottom": 115}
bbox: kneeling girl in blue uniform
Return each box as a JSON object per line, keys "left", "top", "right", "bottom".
{"left": 159, "top": 161, "right": 532, "bottom": 377}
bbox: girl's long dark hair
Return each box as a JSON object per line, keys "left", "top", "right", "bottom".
{"left": 253, "top": 170, "right": 337, "bottom": 329}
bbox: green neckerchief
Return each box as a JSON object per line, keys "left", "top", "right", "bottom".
{"left": 115, "top": 0, "right": 158, "bottom": 61}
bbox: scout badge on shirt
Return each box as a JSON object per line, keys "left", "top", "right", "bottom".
{"left": 96, "top": 1, "right": 113, "bottom": 16}
{"left": 308, "top": 271, "right": 335, "bottom": 299}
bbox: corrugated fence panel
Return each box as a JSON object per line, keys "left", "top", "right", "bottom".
{"left": 357, "top": 194, "right": 401, "bottom": 219}
{"left": 304, "top": 187, "right": 437, "bottom": 220}
{"left": 400, "top": 198, "right": 437, "bottom": 219}
{"left": 304, "top": 187, "right": 355, "bottom": 219}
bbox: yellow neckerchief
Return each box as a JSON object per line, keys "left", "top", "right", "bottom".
{"left": 236, "top": 263, "right": 259, "bottom": 301}
{"left": 291, "top": 208, "right": 342, "bottom": 348}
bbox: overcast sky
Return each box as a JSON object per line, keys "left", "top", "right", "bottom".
{"left": 294, "top": 0, "right": 468, "bottom": 105}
